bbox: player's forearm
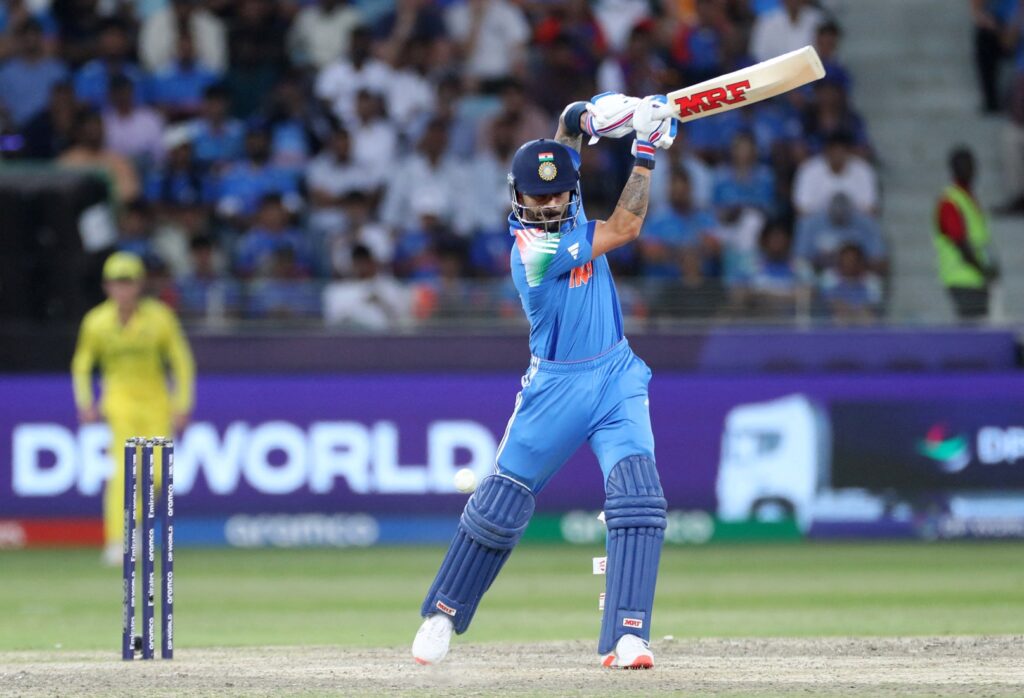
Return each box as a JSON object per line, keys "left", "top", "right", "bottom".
{"left": 70, "top": 337, "right": 96, "bottom": 409}
{"left": 555, "top": 99, "right": 597, "bottom": 153}
{"left": 167, "top": 331, "right": 196, "bottom": 414}
{"left": 170, "top": 356, "right": 196, "bottom": 413}
{"left": 602, "top": 166, "right": 651, "bottom": 243}
{"left": 591, "top": 166, "right": 651, "bottom": 258}
{"left": 71, "top": 369, "right": 95, "bottom": 410}
{"left": 610, "top": 167, "right": 651, "bottom": 232}
{"left": 554, "top": 116, "right": 583, "bottom": 153}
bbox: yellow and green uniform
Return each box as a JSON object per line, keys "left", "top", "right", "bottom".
{"left": 934, "top": 184, "right": 991, "bottom": 289}
{"left": 71, "top": 298, "right": 195, "bottom": 544}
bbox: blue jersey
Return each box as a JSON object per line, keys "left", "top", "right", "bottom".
{"left": 509, "top": 213, "right": 624, "bottom": 362}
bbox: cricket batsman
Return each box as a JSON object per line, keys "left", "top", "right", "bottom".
{"left": 413, "top": 93, "right": 676, "bottom": 669}
{"left": 71, "top": 252, "right": 195, "bottom": 564}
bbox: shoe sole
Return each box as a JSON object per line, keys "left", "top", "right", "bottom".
{"left": 602, "top": 654, "right": 654, "bottom": 669}
{"left": 627, "top": 656, "right": 654, "bottom": 669}
{"left": 413, "top": 657, "right": 431, "bottom": 666}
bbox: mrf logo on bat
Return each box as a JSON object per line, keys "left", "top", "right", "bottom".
{"left": 673, "top": 80, "right": 751, "bottom": 116}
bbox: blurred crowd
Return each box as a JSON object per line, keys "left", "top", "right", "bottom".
{"left": 0, "top": 0, "right": 885, "bottom": 327}
{"left": 971, "top": 0, "right": 1024, "bottom": 215}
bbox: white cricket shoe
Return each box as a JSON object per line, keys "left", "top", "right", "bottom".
{"left": 602, "top": 634, "right": 654, "bottom": 669}
{"left": 412, "top": 614, "right": 454, "bottom": 665}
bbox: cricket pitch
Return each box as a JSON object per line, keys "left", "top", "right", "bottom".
{"left": 2, "top": 636, "right": 1022, "bottom": 697}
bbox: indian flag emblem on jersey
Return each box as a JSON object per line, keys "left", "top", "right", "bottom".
{"left": 514, "top": 228, "right": 558, "bottom": 287}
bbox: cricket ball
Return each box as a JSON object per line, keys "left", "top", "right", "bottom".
{"left": 453, "top": 468, "right": 477, "bottom": 494}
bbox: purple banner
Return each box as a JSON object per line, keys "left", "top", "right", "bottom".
{"left": 3, "top": 373, "right": 1024, "bottom": 539}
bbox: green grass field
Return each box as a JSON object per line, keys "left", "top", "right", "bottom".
{"left": 1, "top": 542, "right": 1022, "bottom": 652}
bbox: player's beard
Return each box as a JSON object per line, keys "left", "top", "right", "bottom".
{"left": 528, "top": 203, "right": 569, "bottom": 235}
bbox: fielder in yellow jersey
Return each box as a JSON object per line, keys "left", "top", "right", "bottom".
{"left": 71, "top": 252, "right": 195, "bottom": 563}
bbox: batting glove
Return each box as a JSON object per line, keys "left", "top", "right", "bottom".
{"left": 631, "top": 95, "right": 677, "bottom": 156}
{"left": 584, "top": 92, "right": 641, "bottom": 144}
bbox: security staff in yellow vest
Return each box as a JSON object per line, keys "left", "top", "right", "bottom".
{"left": 72, "top": 252, "right": 195, "bottom": 564}
{"left": 934, "top": 147, "right": 999, "bottom": 319}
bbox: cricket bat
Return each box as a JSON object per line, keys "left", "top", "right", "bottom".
{"left": 667, "top": 46, "right": 826, "bottom": 123}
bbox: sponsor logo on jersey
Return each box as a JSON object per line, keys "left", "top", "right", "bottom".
{"left": 568, "top": 242, "right": 580, "bottom": 260}
{"left": 569, "top": 261, "right": 593, "bottom": 288}
{"left": 436, "top": 601, "right": 457, "bottom": 616}
{"left": 674, "top": 79, "right": 751, "bottom": 116}
{"left": 622, "top": 617, "right": 643, "bottom": 629}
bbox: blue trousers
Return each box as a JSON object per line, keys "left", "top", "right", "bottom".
{"left": 495, "top": 339, "right": 655, "bottom": 492}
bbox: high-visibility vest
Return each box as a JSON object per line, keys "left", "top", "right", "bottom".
{"left": 934, "top": 185, "right": 991, "bottom": 289}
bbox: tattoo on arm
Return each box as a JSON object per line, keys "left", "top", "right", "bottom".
{"left": 553, "top": 118, "right": 582, "bottom": 153}
{"left": 554, "top": 130, "right": 582, "bottom": 153}
{"left": 616, "top": 170, "right": 649, "bottom": 219}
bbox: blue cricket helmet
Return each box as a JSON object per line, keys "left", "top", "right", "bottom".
{"left": 507, "top": 139, "right": 582, "bottom": 231}
{"left": 509, "top": 139, "right": 580, "bottom": 195}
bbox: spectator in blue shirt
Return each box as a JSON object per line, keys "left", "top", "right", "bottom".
{"left": 819, "top": 242, "right": 883, "bottom": 323}
{"left": 815, "top": 21, "right": 852, "bottom": 94}
{"left": 393, "top": 193, "right": 450, "bottom": 281}
{"left": 412, "top": 74, "right": 478, "bottom": 160}
{"left": 260, "top": 71, "right": 331, "bottom": 174}
{"left": 0, "top": 1, "right": 59, "bottom": 44}
{"left": 17, "top": 80, "right": 78, "bottom": 158}
{"left": 145, "top": 126, "right": 212, "bottom": 211}
{"left": 147, "top": 33, "right": 221, "bottom": 119}
{"left": 188, "top": 83, "right": 246, "bottom": 167}
{"left": 794, "top": 192, "right": 888, "bottom": 276}
{"left": 235, "top": 194, "right": 311, "bottom": 277}
{"left": 671, "top": 0, "right": 731, "bottom": 84}
{"left": 177, "top": 234, "right": 239, "bottom": 319}
{"left": 713, "top": 132, "right": 776, "bottom": 214}
{"left": 0, "top": 19, "right": 68, "bottom": 126}
{"left": 245, "top": 248, "right": 321, "bottom": 318}
{"left": 114, "top": 200, "right": 159, "bottom": 264}
{"left": 642, "top": 168, "right": 720, "bottom": 279}
{"left": 750, "top": 98, "right": 804, "bottom": 161}
{"left": 802, "top": 80, "right": 871, "bottom": 158}
{"left": 731, "top": 219, "right": 807, "bottom": 318}
{"left": 372, "top": 0, "right": 447, "bottom": 44}
{"left": 684, "top": 107, "right": 746, "bottom": 163}
{"left": 73, "top": 19, "right": 145, "bottom": 109}
{"left": 215, "top": 129, "right": 301, "bottom": 220}
{"left": 652, "top": 246, "right": 728, "bottom": 320}
{"left": 972, "top": 0, "right": 1016, "bottom": 113}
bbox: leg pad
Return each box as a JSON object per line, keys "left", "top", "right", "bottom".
{"left": 599, "top": 455, "right": 667, "bottom": 654}
{"left": 421, "top": 475, "right": 535, "bottom": 633}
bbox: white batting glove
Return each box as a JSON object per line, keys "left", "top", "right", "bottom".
{"left": 584, "top": 92, "right": 642, "bottom": 144}
{"left": 630, "top": 95, "right": 677, "bottom": 156}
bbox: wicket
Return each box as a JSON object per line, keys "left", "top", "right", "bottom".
{"left": 121, "top": 437, "right": 174, "bottom": 660}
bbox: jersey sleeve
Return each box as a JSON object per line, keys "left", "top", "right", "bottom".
{"left": 513, "top": 221, "right": 596, "bottom": 288}
{"left": 70, "top": 313, "right": 99, "bottom": 411}
{"left": 158, "top": 305, "right": 196, "bottom": 414}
